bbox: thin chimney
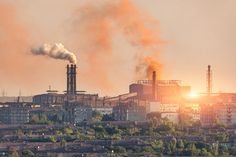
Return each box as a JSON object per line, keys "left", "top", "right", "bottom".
{"left": 207, "top": 65, "right": 212, "bottom": 97}
{"left": 152, "top": 71, "right": 156, "bottom": 100}
{"left": 67, "top": 64, "right": 77, "bottom": 95}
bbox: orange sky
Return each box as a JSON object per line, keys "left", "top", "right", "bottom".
{"left": 0, "top": 0, "right": 236, "bottom": 96}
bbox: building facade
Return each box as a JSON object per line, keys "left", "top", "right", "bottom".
{"left": 63, "top": 102, "right": 92, "bottom": 124}
{"left": 129, "top": 80, "right": 190, "bottom": 103}
{"left": 215, "top": 102, "right": 236, "bottom": 126}
{"left": 113, "top": 103, "right": 146, "bottom": 121}
{"left": 0, "top": 103, "right": 30, "bottom": 124}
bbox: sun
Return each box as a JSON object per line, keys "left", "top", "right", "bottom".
{"left": 189, "top": 92, "right": 199, "bottom": 98}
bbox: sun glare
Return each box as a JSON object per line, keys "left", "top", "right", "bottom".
{"left": 189, "top": 92, "right": 199, "bottom": 98}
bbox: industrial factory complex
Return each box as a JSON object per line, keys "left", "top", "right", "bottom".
{"left": 0, "top": 63, "right": 235, "bottom": 128}
{"left": 0, "top": 63, "right": 236, "bottom": 156}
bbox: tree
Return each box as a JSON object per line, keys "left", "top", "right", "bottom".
{"left": 179, "top": 108, "right": 193, "bottom": 126}
{"left": 63, "top": 127, "right": 73, "bottom": 135}
{"left": 102, "top": 114, "right": 114, "bottom": 121}
{"left": 21, "top": 149, "right": 34, "bottom": 157}
{"left": 147, "top": 112, "right": 161, "bottom": 128}
{"left": 92, "top": 111, "right": 103, "bottom": 122}
{"left": 219, "top": 145, "right": 229, "bottom": 156}
{"left": 105, "top": 126, "right": 121, "bottom": 135}
{"left": 200, "top": 148, "right": 211, "bottom": 156}
{"left": 157, "top": 121, "right": 175, "bottom": 132}
{"left": 177, "top": 139, "right": 184, "bottom": 150}
{"left": 147, "top": 112, "right": 161, "bottom": 120}
{"left": 49, "top": 135, "right": 57, "bottom": 143}
{"left": 113, "top": 146, "right": 126, "bottom": 153}
{"left": 151, "top": 140, "right": 164, "bottom": 154}
{"left": 60, "top": 138, "right": 67, "bottom": 149}
{"left": 16, "top": 129, "right": 24, "bottom": 136}
{"left": 8, "top": 150, "right": 20, "bottom": 157}
{"left": 186, "top": 143, "right": 200, "bottom": 156}
{"left": 214, "top": 133, "right": 227, "bottom": 142}
{"left": 170, "top": 137, "right": 177, "bottom": 152}
{"left": 142, "top": 146, "right": 154, "bottom": 154}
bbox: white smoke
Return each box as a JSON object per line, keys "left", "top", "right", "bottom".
{"left": 31, "top": 43, "right": 77, "bottom": 64}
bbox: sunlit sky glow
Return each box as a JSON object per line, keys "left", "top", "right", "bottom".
{"left": 0, "top": 0, "right": 235, "bottom": 96}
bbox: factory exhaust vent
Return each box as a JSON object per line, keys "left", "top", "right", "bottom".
{"left": 207, "top": 65, "right": 212, "bottom": 97}
{"left": 152, "top": 71, "right": 157, "bottom": 100}
{"left": 67, "top": 64, "right": 77, "bottom": 95}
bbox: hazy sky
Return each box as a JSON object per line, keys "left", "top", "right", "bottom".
{"left": 0, "top": 0, "right": 236, "bottom": 96}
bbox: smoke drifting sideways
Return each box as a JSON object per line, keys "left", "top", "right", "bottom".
{"left": 31, "top": 43, "right": 77, "bottom": 64}
{"left": 70, "top": 0, "right": 164, "bottom": 85}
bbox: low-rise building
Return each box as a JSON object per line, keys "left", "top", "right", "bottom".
{"left": 63, "top": 102, "right": 92, "bottom": 124}
{"left": 147, "top": 102, "right": 180, "bottom": 123}
{"left": 92, "top": 107, "right": 113, "bottom": 115}
{"left": 113, "top": 103, "right": 146, "bottom": 121}
{"left": 215, "top": 102, "right": 236, "bottom": 126}
{"left": 200, "top": 104, "right": 215, "bottom": 127}
{"left": 161, "top": 112, "right": 179, "bottom": 123}
{"left": 200, "top": 102, "right": 236, "bottom": 127}
{"left": 0, "top": 103, "right": 30, "bottom": 124}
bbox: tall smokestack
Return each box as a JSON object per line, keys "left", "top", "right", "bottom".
{"left": 67, "top": 65, "right": 70, "bottom": 94}
{"left": 70, "top": 64, "right": 74, "bottom": 94}
{"left": 74, "top": 64, "right": 77, "bottom": 93}
{"left": 152, "top": 71, "right": 156, "bottom": 100}
{"left": 67, "top": 64, "right": 77, "bottom": 95}
{"left": 207, "top": 65, "right": 212, "bottom": 97}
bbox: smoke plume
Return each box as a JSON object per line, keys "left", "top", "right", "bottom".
{"left": 70, "top": 0, "right": 163, "bottom": 93}
{"left": 31, "top": 43, "right": 77, "bottom": 64}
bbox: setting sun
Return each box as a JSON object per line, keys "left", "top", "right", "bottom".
{"left": 189, "top": 92, "right": 199, "bottom": 98}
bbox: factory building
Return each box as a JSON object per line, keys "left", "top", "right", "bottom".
{"left": 63, "top": 102, "right": 92, "bottom": 124}
{"left": 33, "top": 64, "right": 99, "bottom": 107}
{"left": 0, "top": 103, "right": 30, "bottom": 124}
{"left": 200, "top": 104, "right": 216, "bottom": 127}
{"left": 215, "top": 102, "right": 236, "bottom": 126}
{"left": 147, "top": 102, "right": 180, "bottom": 123}
{"left": 129, "top": 71, "right": 190, "bottom": 103}
{"left": 113, "top": 102, "right": 146, "bottom": 121}
{"left": 200, "top": 93, "right": 236, "bottom": 127}
{"left": 33, "top": 93, "right": 65, "bottom": 107}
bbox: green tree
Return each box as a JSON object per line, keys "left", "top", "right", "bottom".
{"left": 170, "top": 137, "right": 177, "bottom": 152}
{"left": 16, "top": 129, "right": 24, "bottom": 136}
{"left": 177, "top": 139, "right": 184, "bottom": 150}
{"left": 63, "top": 127, "right": 73, "bottom": 135}
{"left": 113, "top": 146, "right": 126, "bottom": 153}
{"left": 60, "top": 138, "right": 67, "bottom": 149}
{"left": 92, "top": 111, "right": 103, "bottom": 122}
{"left": 102, "top": 114, "right": 114, "bottom": 121}
{"left": 142, "top": 146, "right": 154, "bottom": 154}
{"left": 200, "top": 148, "right": 211, "bottom": 156}
{"left": 151, "top": 140, "right": 164, "bottom": 154}
{"left": 49, "top": 135, "right": 57, "bottom": 143}
{"left": 21, "top": 149, "right": 34, "bottom": 157}
{"left": 219, "top": 145, "right": 229, "bottom": 156}
{"left": 8, "top": 150, "right": 20, "bottom": 157}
